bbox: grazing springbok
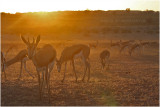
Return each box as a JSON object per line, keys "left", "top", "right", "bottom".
{"left": 119, "top": 44, "right": 131, "bottom": 55}
{"left": 128, "top": 43, "right": 141, "bottom": 56}
{"left": 5, "top": 49, "right": 34, "bottom": 80}
{"left": 1, "top": 46, "right": 14, "bottom": 79}
{"left": 1, "top": 51, "right": 6, "bottom": 79}
{"left": 100, "top": 49, "right": 110, "bottom": 70}
{"left": 56, "top": 44, "right": 90, "bottom": 82}
{"left": 21, "top": 35, "right": 57, "bottom": 101}
{"left": 119, "top": 40, "right": 135, "bottom": 55}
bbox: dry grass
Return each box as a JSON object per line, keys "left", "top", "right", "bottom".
{"left": 1, "top": 40, "right": 159, "bottom": 106}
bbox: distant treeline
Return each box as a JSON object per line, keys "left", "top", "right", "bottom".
{"left": 1, "top": 10, "right": 159, "bottom": 35}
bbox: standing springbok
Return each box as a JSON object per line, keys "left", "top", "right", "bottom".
{"left": 119, "top": 40, "right": 135, "bottom": 46}
{"left": 100, "top": 49, "right": 110, "bottom": 70}
{"left": 109, "top": 40, "right": 121, "bottom": 49}
{"left": 1, "top": 51, "right": 6, "bottom": 79}
{"left": 4, "top": 49, "right": 34, "bottom": 80}
{"left": 89, "top": 40, "right": 99, "bottom": 48}
{"left": 56, "top": 44, "right": 90, "bottom": 82}
{"left": 21, "top": 35, "right": 57, "bottom": 101}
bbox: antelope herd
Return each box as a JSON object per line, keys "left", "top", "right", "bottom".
{"left": 1, "top": 35, "right": 158, "bottom": 101}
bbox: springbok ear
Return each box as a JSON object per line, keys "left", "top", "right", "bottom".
{"left": 36, "top": 35, "right": 40, "bottom": 46}
{"left": 21, "top": 35, "right": 28, "bottom": 45}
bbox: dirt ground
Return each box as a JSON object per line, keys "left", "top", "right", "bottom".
{"left": 1, "top": 39, "right": 159, "bottom": 106}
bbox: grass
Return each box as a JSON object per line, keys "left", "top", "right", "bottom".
{"left": 101, "top": 88, "right": 118, "bottom": 106}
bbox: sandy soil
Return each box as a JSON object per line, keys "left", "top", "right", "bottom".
{"left": 1, "top": 38, "right": 159, "bottom": 106}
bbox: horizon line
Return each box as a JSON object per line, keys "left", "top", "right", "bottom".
{"left": 1, "top": 9, "right": 159, "bottom": 14}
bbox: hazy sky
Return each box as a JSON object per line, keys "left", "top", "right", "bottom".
{"left": 0, "top": 0, "right": 159, "bottom": 13}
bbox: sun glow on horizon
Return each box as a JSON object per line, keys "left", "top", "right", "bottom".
{"left": 0, "top": 0, "right": 159, "bottom": 13}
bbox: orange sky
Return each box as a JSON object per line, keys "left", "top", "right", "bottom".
{"left": 0, "top": 0, "right": 159, "bottom": 13}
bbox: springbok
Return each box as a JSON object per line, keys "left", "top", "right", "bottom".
{"left": 100, "top": 49, "right": 110, "bottom": 70}
{"left": 21, "top": 35, "right": 57, "bottom": 101}
{"left": 4, "top": 49, "right": 34, "bottom": 80}
{"left": 128, "top": 43, "right": 141, "bottom": 56}
{"left": 119, "top": 44, "right": 131, "bottom": 55}
{"left": 89, "top": 40, "right": 99, "bottom": 48}
{"left": 141, "top": 42, "right": 150, "bottom": 46}
{"left": 120, "top": 40, "right": 135, "bottom": 46}
{"left": 1, "top": 46, "right": 14, "bottom": 79}
{"left": 56, "top": 44, "right": 90, "bottom": 82}
{"left": 140, "top": 41, "right": 150, "bottom": 54}
{"left": 110, "top": 40, "right": 121, "bottom": 49}
{"left": 1, "top": 51, "right": 6, "bottom": 79}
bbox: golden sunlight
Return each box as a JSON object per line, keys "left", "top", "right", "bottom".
{"left": 1, "top": 0, "right": 159, "bottom": 106}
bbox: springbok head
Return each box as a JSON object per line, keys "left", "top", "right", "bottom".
{"left": 21, "top": 35, "right": 40, "bottom": 59}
